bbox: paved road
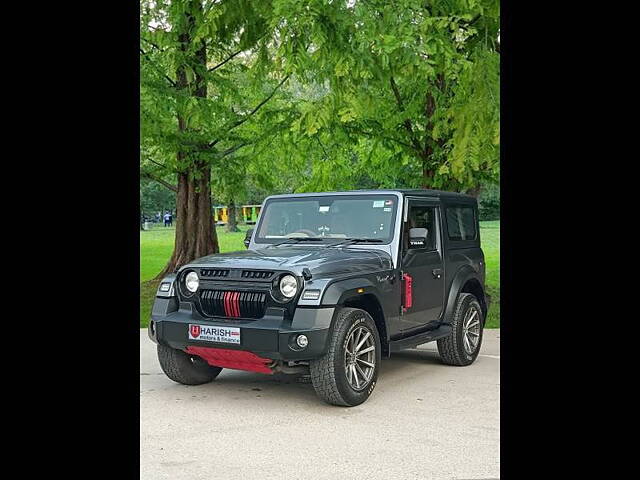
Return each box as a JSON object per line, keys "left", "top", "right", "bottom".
{"left": 140, "top": 329, "right": 500, "bottom": 480}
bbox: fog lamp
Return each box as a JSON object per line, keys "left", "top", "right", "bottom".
{"left": 296, "top": 335, "right": 309, "bottom": 348}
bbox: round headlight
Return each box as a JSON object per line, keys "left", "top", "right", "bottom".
{"left": 185, "top": 271, "right": 199, "bottom": 293}
{"left": 279, "top": 275, "right": 298, "bottom": 298}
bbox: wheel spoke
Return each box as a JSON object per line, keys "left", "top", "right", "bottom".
{"left": 463, "top": 334, "right": 471, "bottom": 353}
{"left": 355, "top": 363, "right": 368, "bottom": 381}
{"left": 356, "top": 345, "right": 374, "bottom": 356}
{"left": 355, "top": 332, "right": 371, "bottom": 353}
{"left": 356, "top": 358, "right": 374, "bottom": 368}
{"left": 467, "top": 330, "right": 480, "bottom": 337}
{"left": 352, "top": 364, "right": 360, "bottom": 388}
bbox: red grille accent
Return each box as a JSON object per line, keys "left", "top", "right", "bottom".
{"left": 185, "top": 346, "right": 273, "bottom": 374}
{"left": 223, "top": 291, "right": 241, "bottom": 317}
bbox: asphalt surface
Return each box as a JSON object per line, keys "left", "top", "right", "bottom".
{"left": 140, "top": 328, "right": 500, "bottom": 480}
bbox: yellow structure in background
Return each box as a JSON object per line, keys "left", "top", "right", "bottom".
{"left": 213, "top": 205, "right": 262, "bottom": 225}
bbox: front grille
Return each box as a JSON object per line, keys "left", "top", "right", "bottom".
{"left": 199, "top": 289, "right": 268, "bottom": 319}
{"left": 241, "top": 270, "right": 274, "bottom": 279}
{"left": 200, "top": 269, "right": 229, "bottom": 278}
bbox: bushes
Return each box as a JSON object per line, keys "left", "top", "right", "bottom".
{"left": 478, "top": 183, "right": 500, "bottom": 221}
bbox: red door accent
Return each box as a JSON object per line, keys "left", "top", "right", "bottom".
{"left": 403, "top": 273, "right": 413, "bottom": 311}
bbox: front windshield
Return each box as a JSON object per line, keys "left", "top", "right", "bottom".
{"left": 255, "top": 195, "right": 398, "bottom": 244}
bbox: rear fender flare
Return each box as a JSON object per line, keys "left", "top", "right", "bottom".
{"left": 443, "top": 266, "right": 484, "bottom": 325}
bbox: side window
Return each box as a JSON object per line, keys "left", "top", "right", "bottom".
{"left": 404, "top": 204, "right": 437, "bottom": 251}
{"left": 446, "top": 206, "right": 476, "bottom": 241}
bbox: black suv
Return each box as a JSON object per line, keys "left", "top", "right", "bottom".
{"left": 149, "top": 190, "right": 489, "bottom": 406}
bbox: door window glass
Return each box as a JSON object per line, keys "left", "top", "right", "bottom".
{"left": 404, "top": 205, "right": 436, "bottom": 251}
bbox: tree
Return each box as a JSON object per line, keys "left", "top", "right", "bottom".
{"left": 280, "top": 0, "right": 500, "bottom": 193}
{"left": 141, "top": 0, "right": 290, "bottom": 276}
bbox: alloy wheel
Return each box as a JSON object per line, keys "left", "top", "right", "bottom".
{"left": 344, "top": 326, "right": 376, "bottom": 391}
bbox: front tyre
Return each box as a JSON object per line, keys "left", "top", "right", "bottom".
{"left": 437, "top": 293, "right": 484, "bottom": 366}
{"left": 310, "top": 308, "right": 381, "bottom": 407}
{"left": 157, "top": 344, "right": 222, "bottom": 385}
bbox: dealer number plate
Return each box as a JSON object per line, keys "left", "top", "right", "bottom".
{"left": 188, "top": 324, "right": 240, "bottom": 344}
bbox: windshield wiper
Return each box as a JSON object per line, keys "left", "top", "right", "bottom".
{"left": 269, "top": 237, "right": 325, "bottom": 247}
{"left": 327, "top": 238, "right": 384, "bottom": 248}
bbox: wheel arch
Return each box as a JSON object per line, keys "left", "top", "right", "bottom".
{"left": 322, "top": 278, "right": 390, "bottom": 357}
{"left": 443, "top": 266, "right": 487, "bottom": 325}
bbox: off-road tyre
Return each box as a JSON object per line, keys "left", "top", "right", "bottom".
{"left": 310, "top": 307, "right": 381, "bottom": 407}
{"left": 157, "top": 344, "right": 223, "bottom": 385}
{"left": 437, "top": 293, "right": 484, "bottom": 366}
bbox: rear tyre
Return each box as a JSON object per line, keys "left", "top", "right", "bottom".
{"left": 310, "top": 307, "right": 381, "bottom": 407}
{"left": 437, "top": 293, "right": 484, "bottom": 366}
{"left": 157, "top": 344, "right": 223, "bottom": 385}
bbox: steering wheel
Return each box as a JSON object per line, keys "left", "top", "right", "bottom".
{"left": 289, "top": 229, "right": 318, "bottom": 238}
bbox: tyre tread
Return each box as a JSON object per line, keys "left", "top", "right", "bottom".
{"left": 157, "top": 344, "right": 222, "bottom": 385}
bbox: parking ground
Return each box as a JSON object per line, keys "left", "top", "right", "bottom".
{"left": 140, "top": 329, "right": 500, "bottom": 480}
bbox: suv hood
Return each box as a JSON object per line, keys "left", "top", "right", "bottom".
{"left": 185, "top": 246, "right": 393, "bottom": 278}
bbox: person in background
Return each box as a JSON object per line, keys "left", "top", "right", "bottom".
{"left": 168, "top": 211, "right": 173, "bottom": 227}
{"left": 163, "top": 211, "right": 171, "bottom": 227}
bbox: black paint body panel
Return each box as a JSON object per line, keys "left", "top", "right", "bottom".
{"left": 150, "top": 189, "right": 487, "bottom": 358}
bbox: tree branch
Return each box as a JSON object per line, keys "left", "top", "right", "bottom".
{"left": 140, "top": 48, "right": 176, "bottom": 88}
{"left": 141, "top": 171, "right": 178, "bottom": 192}
{"left": 220, "top": 142, "right": 250, "bottom": 158}
{"left": 141, "top": 37, "right": 165, "bottom": 52}
{"left": 389, "top": 75, "right": 423, "bottom": 153}
{"left": 231, "top": 75, "right": 290, "bottom": 130}
{"left": 208, "top": 49, "right": 243, "bottom": 72}
{"left": 206, "top": 75, "right": 290, "bottom": 148}
{"left": 344, "top": 125, "right": 417, "bottom": 151}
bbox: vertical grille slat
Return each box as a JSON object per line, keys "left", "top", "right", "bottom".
{"left": 198, "top": 288, "right": 267, "bottom": 319}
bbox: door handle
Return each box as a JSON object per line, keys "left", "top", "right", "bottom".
{"left": 432, "top": 268, "right": 442, "bottom": 279}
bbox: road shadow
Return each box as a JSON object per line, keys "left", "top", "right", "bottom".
{"left": 145, "top": 347, "right": 449, "bottom": 408}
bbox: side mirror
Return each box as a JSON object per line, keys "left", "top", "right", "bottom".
{"left": 244, "top": 228, "right": 254, "bottom": 249}
{"left": 408, "top": 228, "right": 428, "bottom": 249}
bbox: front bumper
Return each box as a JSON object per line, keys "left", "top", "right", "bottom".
{"left": 148, "top": 296, "right": 335, "bottom": 361}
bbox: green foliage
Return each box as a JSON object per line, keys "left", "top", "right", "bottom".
{"left": 270, "top": 0, "right": 500, "bottom": 192}
{"left": 140, "top": 178, "right": 176, "bottom": 215}
{"left": 478, "top": 182, "right": 500, "bottom": 221}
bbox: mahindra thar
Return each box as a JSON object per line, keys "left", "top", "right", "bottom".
{"left": 149, "top": 190, "right": 489, "bottom": 406}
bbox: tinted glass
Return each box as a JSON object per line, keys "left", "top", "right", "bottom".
{"left": 446, "top": 206, "right": 476, "bottom": 241}
{"left": 256, "top": 195, "right": 397, "bottom": 243}
{"left": 405, "top": 205, "right": 436, "bottom": 250}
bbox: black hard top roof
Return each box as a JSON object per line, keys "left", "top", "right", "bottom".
{"left": 267, "top": 188, "right": 475, "bottom": 201}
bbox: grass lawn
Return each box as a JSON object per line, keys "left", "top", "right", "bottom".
{"left": 140, "top": 221, "right": 500, "bottom": 328}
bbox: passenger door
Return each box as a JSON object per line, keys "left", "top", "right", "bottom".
{"left": 399, "top": 199, "right": 445, "bottom": 332}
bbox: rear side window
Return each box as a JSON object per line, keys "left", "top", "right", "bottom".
{"left": 446, "top": 206, "right": 476, "bottom": 241}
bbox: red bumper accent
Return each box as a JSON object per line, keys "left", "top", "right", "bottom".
{"left": 185, "top": 346, "right": 274, "bottom": 374}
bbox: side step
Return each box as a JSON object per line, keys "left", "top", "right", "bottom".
{"left": 389, "top": 325, "right": 452, "bottom": 352}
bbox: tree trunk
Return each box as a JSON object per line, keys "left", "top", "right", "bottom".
{"left": 158, "top": 167, "right": 219, "bottom": 277}
{"left": 156, "top": 0, "right": 219, "bottom": 278}
{"left": 226, "top": 199, "right": 239, "bottom": 232}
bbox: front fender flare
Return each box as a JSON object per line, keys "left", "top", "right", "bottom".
{"left": 320, "top": 277, "right": 380, "bottom": 306}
